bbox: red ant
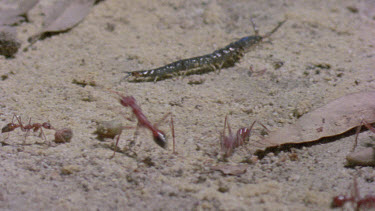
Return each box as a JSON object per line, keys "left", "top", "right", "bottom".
{"left": 1, "top": 115, "right": 54, "bottom": 142}
{"left": 220, "top": 115, "right": 256, "bottom": 157}
{"left": 332, "top": 177, "right": 375, "bottom": 210}
{"left": 110, "top": 90, "right": 175, "bottom": 156}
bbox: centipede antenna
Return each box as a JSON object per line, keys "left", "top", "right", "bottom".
{"left": 122, "top": 72, "right": 132, "bottom": 81}
{"left": 263, "top": 19, "right": 287, "bottom": 38}
{"left": 250, "top": 18, "right": 259, "bottom": 36}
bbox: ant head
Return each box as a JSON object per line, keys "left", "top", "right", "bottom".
{"left": 153, "top": 130, "right": 167, "bottom": 149}
{"left": 119, "top": 96, "right": 136, "bottom": 107}
{"left": 2, "top": 123, "right": 16, "bottom": 133}
{"left": 42, "top": 122, "right": 52, "bottom": 129}
{"left": 331, "top": 195, "right": 346, "bottom": 208}
{"left": 237, "top": 128, "right": 251, "bottom": 142}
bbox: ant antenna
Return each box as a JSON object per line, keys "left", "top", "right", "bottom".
{"left": 263, "top": 19, "right": 287, "bottom": 38}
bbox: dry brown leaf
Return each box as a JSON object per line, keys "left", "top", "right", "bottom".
{"left": 28, "top": 0, "right": 95, "bottom": 44}
{"left": 210, "top": 164, "right": 247, "bottom": 175}
{"left": 262, "top": 91, "right": 375, "bottom": 147}
{"left": 0, "top": 0, "right": 39, "bottom": 25}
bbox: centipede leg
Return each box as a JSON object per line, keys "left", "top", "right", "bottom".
{"left": 209, "top": 64, "right": 216, "bottom": 74}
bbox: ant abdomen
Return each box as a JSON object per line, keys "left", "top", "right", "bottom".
{"left": 153, "top": 131, "right": 167, "bottom": 149}
{"left": 2, "top": 123, "right": 17, "bottom": 133}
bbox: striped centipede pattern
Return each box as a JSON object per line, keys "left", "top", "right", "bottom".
{"left": 124, "top": 19, "right": 286, "bottom": 82}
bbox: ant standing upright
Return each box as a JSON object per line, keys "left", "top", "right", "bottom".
{"left": 220, "top": 115, "right": 256, "bottom": 157}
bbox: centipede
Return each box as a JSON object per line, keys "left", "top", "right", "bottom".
{"left": 124, "top": 19, "right": 286, "bottom": 82}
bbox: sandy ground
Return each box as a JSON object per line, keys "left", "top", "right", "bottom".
{"left": 0, "top": 0, "right": 374, "bottom": 210}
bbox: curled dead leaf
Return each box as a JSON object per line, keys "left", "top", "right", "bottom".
{"left": 261, "top": 91, "right": 375, "bottom": 147}
{"left": 28, "top": 0, "right": 96, "bottom": 44}
{"left": 0, "top": 0, "right": 39, "bottom": 25}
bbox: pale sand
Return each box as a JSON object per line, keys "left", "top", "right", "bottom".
{"left": 0, "top": 0, "right": 374, "bottom": 210}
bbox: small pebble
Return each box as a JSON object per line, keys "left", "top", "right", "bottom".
{"left": 94, "top": 119, "right": 123, "bottom": 140}
{"left": 54, "top": 128, "right": 73, "bottom": 143}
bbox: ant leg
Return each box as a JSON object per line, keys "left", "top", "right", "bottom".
{"left": 11, "top": 114, "right": 16, "bottom": 124}
{"left": 258, "top": 121, "right": 270, "bottom": 133}
{"left": 353, "top": 122, "right": 363, "bottom": 152}
{"left": 226, "top": 116, "right": 233, "bottom": 137}
{"left": 14, "top": 116, "right": 28, "bottom": 143}
{"left": 133, "top": 122, "right": 140, "bottom": 143}
{"left": 352, "top": 177, "right": 360, "bottom": 203}
{"left": 245, "top": 120, "right": 257, "bottom": 143}
{"left": 221, "top": 116, "right": 231, "bottom": 155}
{"left": 15, "top": 115, "right": 25, "bottom": 131}
{"left": 352, "top": 120, "right": 375, "bottom": 152}
{"left": 154, "top": 112, "right": 171, "bottom": 128}
{"left": 23, "top": 117, "right": 33, "bottom": 143}
{"left": 362, "top": 120, "right": 375, "bottom": 133}
{"left": 249, "top": 121, "right": 257, "bottom": 134}
{"left": 170, "top": 115, "right": 176, "bottom": 154}
{"left": 225, "top": 116, "right": 234, "bottom": 156}
{"left": 223, "top": 115, "right": 228, "bottom": 137}
{"left": 109, "top": 126, "right": 133, "bottom": 158}
{"left": 39, "top": 127, "right": 47, "bottom": 142}
{"left": 110, "top": 130, "right": 122, "bottom": 159}
{"left": 219, "top": 116, "right": 227, "bottom": 151}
